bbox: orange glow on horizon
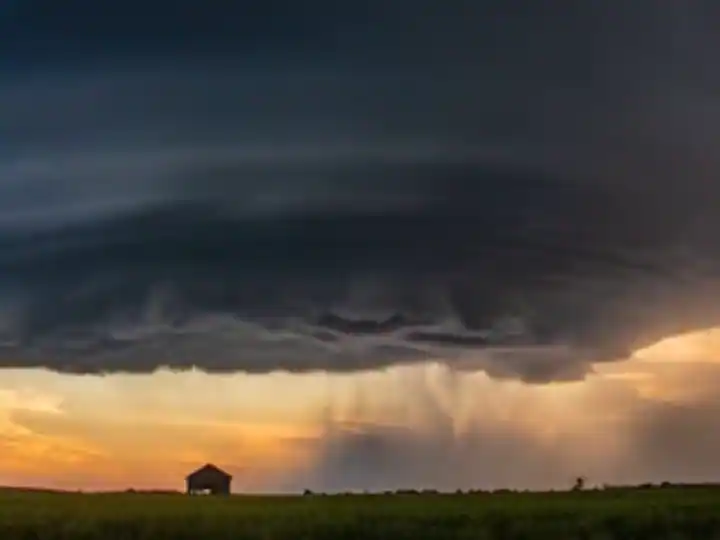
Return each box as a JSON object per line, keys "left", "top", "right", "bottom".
{"left": 2, "top": 328, "right": 720, "bottom": 491}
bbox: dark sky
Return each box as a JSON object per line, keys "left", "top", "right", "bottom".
{"left": 0, "top": 3, "right": 670, "bottom": 67}
{"left": 2, "top": 1, "right": 720, "bottom": 379}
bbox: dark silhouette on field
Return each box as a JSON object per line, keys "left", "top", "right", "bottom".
{"left": 573, "top": 476, "right": 586, "bottom": 491}
{"left": 185, "top": 464, "right": 232, "bottom": 495}
{"left": 5, "top": 480, "right": 720, "bottom": 499}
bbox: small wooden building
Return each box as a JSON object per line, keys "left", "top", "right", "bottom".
{"left": 186, "top": 463, "right": 232, "bottom": 495}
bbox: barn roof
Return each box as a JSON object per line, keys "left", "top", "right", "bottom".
{"left": 186, "top": 463, "right": 232, "bottom": 480}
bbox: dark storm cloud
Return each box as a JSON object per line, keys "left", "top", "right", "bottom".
{"left": 2, "top": 2, "right": 720, "bottom": 379}
{"left": 0, "top": 2, "right": 676, "bottom": 68}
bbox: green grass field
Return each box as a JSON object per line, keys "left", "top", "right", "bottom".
{"left": 2, "top": 486, "right": 720, "bottom": 539}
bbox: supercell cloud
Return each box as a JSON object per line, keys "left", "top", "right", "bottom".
{"left": 2, "top": 1, "right": 720, "bottom": 380}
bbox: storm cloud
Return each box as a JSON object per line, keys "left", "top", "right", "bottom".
{"left": 2, "top": 2, "right": 720, "bottom": 380}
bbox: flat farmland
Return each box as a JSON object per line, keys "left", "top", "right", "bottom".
{"left": 1, "top": 486, "right": 720, "bottom": 539}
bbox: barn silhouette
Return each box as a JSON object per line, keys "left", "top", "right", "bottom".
{"left": 186, "top": 464, "right": 232, "bottom": 495}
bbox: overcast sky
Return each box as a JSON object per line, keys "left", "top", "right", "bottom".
{"left": 2, "top": 1, "right": 720, "bottom": 379}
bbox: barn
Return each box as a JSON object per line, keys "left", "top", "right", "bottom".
{"left": 186, "top": 464, "right": 232, "bottom": 495}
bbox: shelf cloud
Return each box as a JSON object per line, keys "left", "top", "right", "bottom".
{"left": 1, "top": 1, "right": 720, "bottom": 380}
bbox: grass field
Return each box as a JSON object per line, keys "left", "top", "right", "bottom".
{"left": 2, "top": 486, "right": 720, "bottom": 539}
